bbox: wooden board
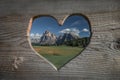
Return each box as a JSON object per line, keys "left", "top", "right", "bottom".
{"left": 0, "top": 0, "right": 120, "bottom": 80}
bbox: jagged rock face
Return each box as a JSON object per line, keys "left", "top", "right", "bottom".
{"left": 57, "top": 33, "right": 79, "bottom": 44}
{"left": 40, "top": 30, "right": 57, "bottom": 45}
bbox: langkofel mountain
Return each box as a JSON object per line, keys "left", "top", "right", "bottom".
{"left": 40, "top": 30, "right": 57, "bottom": 45}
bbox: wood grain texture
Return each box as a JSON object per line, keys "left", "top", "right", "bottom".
{"left": 0, "top": 0, "right": 120, "bottom": 80}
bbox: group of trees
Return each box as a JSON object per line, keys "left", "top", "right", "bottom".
{"left": 62, "top": 37, "right": 90, "bottom": 47}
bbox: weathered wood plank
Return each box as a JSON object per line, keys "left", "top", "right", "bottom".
{"left": 0, "top": 0, "right": 120, "bottom": 80}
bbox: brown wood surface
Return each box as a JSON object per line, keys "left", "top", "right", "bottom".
{"left": 0, "top": 0, "right": 120, "bottom": 80}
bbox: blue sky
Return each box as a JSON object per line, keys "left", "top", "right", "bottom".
{"left": 30, "top": 15, "right": 91, "bottom": 38}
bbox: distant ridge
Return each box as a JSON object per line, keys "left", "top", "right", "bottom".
{"left": 56, "top": 33, "right": 80, "bottom": 45}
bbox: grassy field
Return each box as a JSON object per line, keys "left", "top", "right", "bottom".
{"left": 33, "top": 46, "right": 83, "bottom": 69}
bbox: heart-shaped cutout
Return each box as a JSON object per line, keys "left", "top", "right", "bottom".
{"left": 29, "top": 14, "right": 91, "bottom": 70}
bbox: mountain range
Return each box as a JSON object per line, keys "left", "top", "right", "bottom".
{"left": 31, "top": 30, "right": 80, "bottom": 46}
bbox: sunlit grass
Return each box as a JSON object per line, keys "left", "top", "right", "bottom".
{"left": 33, "top": 46, "right": 83, "bottom": 69}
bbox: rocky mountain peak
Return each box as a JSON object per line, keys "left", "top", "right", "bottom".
{"left": 45, "top": 30, "right": 49, "bottom": 33}
{"left": 56, "top": 33, "right": 80, "bottom": 45}
{"left": 40, "top": 30, "right": 57, "bottom": 45}
{"left": 44, "top": 30, "right": 51, "bottom": 36}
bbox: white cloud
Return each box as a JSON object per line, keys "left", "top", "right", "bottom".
{"left": 82, "top": 28, "right": 89, "bottom": 32}
{"left": 30, "top": 33, "right": 34, "bottom": 37}
{"left": 59, "top": 28, "right": 80, "bottom": 36}
{"left": 59, "top": 28, "right": 71, "bottom": 34}
{"left": 30, "top": 33, "right": 42, "bottom": 39}
{"left": 35, "top": 33, "right": 42, "bottom": 37}
{"left": 70, "top": 20, "right": 81, "bottom": 27}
